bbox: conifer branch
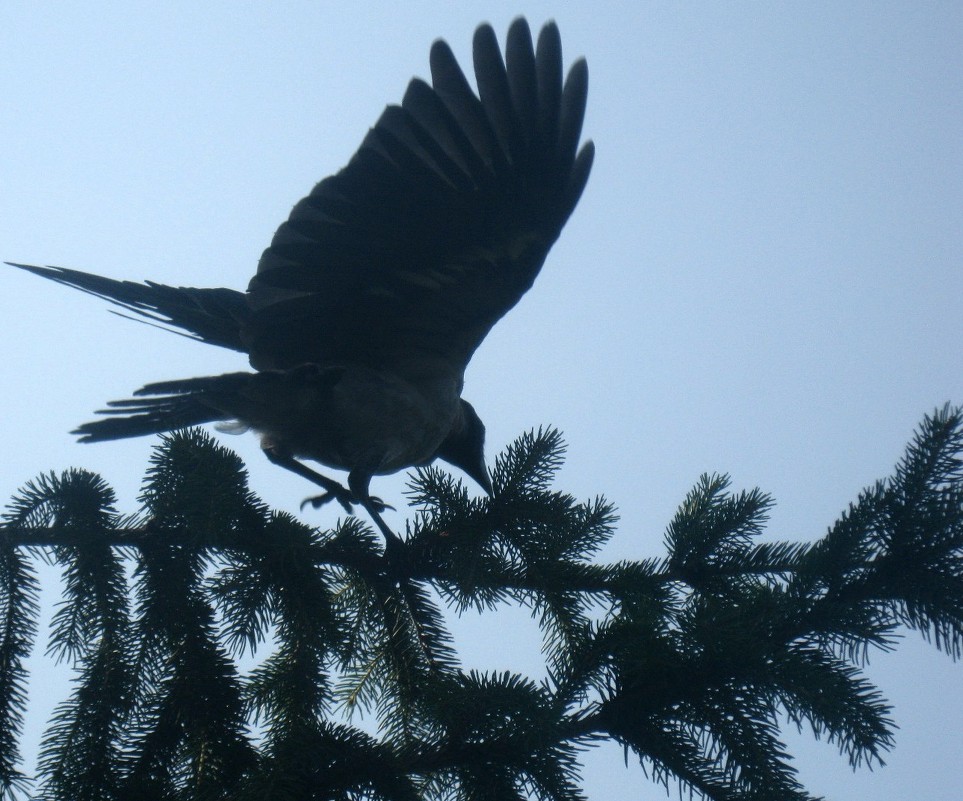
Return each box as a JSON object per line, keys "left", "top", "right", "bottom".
{"left": 0, "top": 408, "right": 959, "bottom": 800}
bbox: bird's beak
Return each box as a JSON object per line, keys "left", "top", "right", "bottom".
{"left": 466, "top": 456, "right": 493, "bottom": 496}
{"left": 479, "top": 468, "right": 494, "bottom": 497}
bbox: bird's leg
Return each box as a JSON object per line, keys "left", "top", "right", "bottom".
{"left": 262, "top": 447, "right": 355, "bottom": 513}
{"left": 263, "top": 447, "right": 395, "bottom": 519}
{"left": 348, "top": 470, "right": 404, "bottom": 549}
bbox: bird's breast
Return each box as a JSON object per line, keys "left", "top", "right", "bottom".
{"left": 255, "top": 365, "right": 461, "bottom": 476}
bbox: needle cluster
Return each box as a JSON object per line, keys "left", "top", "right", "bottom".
{"left": 1, "top": 406, "right": 961, "bottom": 800}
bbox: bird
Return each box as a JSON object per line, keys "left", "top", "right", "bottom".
{"left": 9, "top": 17, "right": 593, "bottom": 539}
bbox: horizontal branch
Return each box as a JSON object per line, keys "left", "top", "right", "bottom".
{"left": 1, "top": 526, "right": 152, "bottom": 549}
{"left": 0, "top": 525, "right": 389, "bottom": 573}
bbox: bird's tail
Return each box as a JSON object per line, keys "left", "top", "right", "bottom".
{"left": 73, "top": 374, "right": 255, "bottom": 443}
{"left": 7, "top": 263, "right": 249, "bottom": 352}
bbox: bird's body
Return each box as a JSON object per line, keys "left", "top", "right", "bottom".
{"left": 10, "top": 18, "right": 593, "bottom": 523}
{"left": 260, "top": 368, "right": 462, "bottom": 477}
{"left": 133, "top": 366, "right": 463, "bottom": 477}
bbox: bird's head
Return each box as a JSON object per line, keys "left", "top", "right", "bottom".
{"left": 435, "top": 399, "right": 493, "bottom": 496}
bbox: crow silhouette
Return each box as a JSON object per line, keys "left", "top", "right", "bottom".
{"left": 10, "top": 18, "right": 593, "bottom": 541}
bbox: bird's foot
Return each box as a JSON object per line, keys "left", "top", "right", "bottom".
{"left": 300, "top": 490, "right": 394, "bottom": 515}
{"left": 366, "top": 496, "right": 394, "bottom": 513}
{"left": 300, "top": 489, "right": 353, "bottom": 514}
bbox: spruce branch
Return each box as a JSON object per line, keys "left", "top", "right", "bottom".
{"left": 0, "top": 407, "right": 959, "bottom": 800}
{"left": 0, "top": 540, "right": 37, "bottom": 799}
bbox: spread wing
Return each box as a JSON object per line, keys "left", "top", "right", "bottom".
{"left": 244, "top": 18, "right": 594, "bottom": 377}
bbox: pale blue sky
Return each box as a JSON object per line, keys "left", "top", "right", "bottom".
{"left": 2, "top": 2, "right": 961, "bottom": 798}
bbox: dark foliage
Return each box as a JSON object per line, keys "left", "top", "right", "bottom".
{"left": 1, "top": 406, "right": 961, "bottom": 800}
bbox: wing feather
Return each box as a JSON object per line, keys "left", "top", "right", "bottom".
{"left": 506, "top": 19, "right": 539, "bottom": 149}
{"left": 246, "top": 18, "right": 593, "bottom": 378}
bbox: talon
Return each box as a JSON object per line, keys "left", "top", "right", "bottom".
{"left": 300, "top": 489, "right": 355, "bottom": 514}
{"left": 300, "top": 491, "right": 393, "bottom": 515}
{"left": 367, "top": 496, "right": 395, "bottom": 513}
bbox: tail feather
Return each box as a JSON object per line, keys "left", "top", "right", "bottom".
{"left": 8, "top": 263, "right": 249, "bottom": 352}
{"left": 73, "top": 397, "right": 225, "bottom": 443}
{"left": 134, "top": 374, "right": 255, "bottom": 397}
{"left": 73, "top": 373, "right": 255, "bottom": 443}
